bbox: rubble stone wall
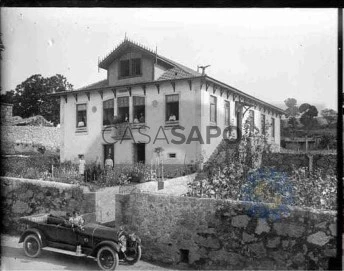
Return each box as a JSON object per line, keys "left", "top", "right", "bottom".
{"left": 1, "top": 126, "right": 60, "bottom": 154}
{"left": 116, "top": 193, "right": 337, "bottom": 270}
{"left": 95, "top": 174, "right": 195, "bottom": 223}
{"left": 1, "top": 177, "right": 95, "bottom": 234}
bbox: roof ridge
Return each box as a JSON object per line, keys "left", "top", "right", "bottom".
{"left": 99, "top": 38, "right": 202, "bottom": 77}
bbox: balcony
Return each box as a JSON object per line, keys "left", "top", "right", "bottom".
{"left": 109, "top": 122, "right": 146, "bottom": 140}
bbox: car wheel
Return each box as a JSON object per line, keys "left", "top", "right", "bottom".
{"left": 23, "top": 234, "right": 42, "bottom": 258}
{"left": 125, "top": 244, "right": 141, "bottom": 265}
{"left": 97, "top": 246, "right": 119, "bottom": 270}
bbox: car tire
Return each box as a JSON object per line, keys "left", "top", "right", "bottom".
{"left": 125, "top": 244, "right": 141, "bottom": 265}
{"left": 23, "top": 234, "right": 42, "bottom": 258}
{"left": 97, "top": 246, "right": 119, "bottom": 271}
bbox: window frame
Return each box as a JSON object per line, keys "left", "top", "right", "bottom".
{"left": 271, "top": 117, "right": 275, "bottom": 138}
{"left": 168, "top": 153, "right": 177, "bottom": 158}
{"left": 261, "top": 114, "right": 266, "bottom": 135}
{"left": 165, "top": 93, "right": 180, "bottom": 124}
{"left": 76, "top": 103, "right": 87, "bottom": 129}
{"left": 117, "top": 96, "right": 130, "bottom": 123}
{"left": 133, "top": 96, "right": 146, "bottom": 124}
{"left": 224, "top": 101, "right": 230, "bottom": 126}
{"left": 119, "top": 58, "right": 142, "bottom": 79}
{"left": 103, "top": 99, "right": 115, "bottom": 126}
{"left": 210, "top": 95, "right": 217, "bottom": 124}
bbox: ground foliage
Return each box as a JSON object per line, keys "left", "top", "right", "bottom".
{"left": 1, "top": 154, "right": 196, "bottom": 190}
{"left": 187, "top": 121, "right": 336, "bottom": 210}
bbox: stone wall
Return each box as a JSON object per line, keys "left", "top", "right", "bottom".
{"left": 1, "top": 125, "right": 60, "bottom": 154}
{"left": 1, "top": 177, "right": 95, "bottom": 234}
{"left": 115, "top": 193, "right": 337, "bottom": 270}
{"left": 95, "top": 174, "right": 196, "bottom": 223}
{"left": 262, "top": 152, "right": 337, "bottom": 173}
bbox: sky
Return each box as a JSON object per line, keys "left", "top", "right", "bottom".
{"left": 1, "top": 8, "right": 338, "bottom": 111}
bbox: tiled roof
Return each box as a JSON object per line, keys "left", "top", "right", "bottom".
{"left": 77, "top": 79, "right": 108, "bottom": 91}
{"left": 157, "top": 67, "right": 194, "bottom": 81}
{"left": 99, "top": 39, "right": 202, "bottom": 78}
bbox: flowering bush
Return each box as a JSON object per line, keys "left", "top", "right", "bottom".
{"left": 288, "top": 167, "right": 336, "bottom": 210}
{"left": 188, "top": 120, "right": 272, "bottom": 198}
{"left": 95, "top": 163, "right": 157, "bottom": 187}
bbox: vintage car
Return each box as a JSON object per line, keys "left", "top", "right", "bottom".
{"left": 19, "top": 213, "right": 141, "bottom": 270}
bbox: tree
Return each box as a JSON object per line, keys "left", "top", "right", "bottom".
{"left": 319, "top": 134, "right": 336, "bottom": 150}
{"left": 1, "top": 74, "right": 73, "bottom": 125}
{"left": 321, "top": 108, "right": 337, "bottom": 128}
{"left": 284, "top": 98, "right": 299, "bottom": 118}
{"left": 283, "top": 98, "right": 299, "bottom": 138}
{"left": 299, "top": 103, "right": 318, "bottom": 133}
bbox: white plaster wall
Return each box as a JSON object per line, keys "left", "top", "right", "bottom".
{"left": 61, "top": 91, "right": 104, "bottom": 164}
{"left": 108, "top": 52, "right": 154, "bottom": 85}
{"left": 60, "top": 78, "right": 281, "bottom": 165}
{"left": 61, "top": 79, "right": 203, "bottom": 165}
{"left": 199, "top": 85, "right": 282, "bottom": 161}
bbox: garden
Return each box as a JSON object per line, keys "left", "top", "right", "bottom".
{"left": 186, "top": 122, "right": 337, "bottom": 211}
{"left": 0, "top": 152, "right": 197, "bottom": 191}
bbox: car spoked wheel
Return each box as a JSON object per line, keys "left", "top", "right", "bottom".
{"left": 125, "top": 244, "right": 141, "bottom": 264}
{"left": 23, "top": 234, "right": 42, "bottom": 258}
{"left": 97, "top": 246, "right": 119, "bottom": 270}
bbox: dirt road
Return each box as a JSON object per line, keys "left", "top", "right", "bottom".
{"left": 1, "top": 235, "right": 172, "bottom": 271}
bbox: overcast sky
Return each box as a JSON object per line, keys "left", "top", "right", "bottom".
{"left": 1, "top": 8, "right": 338, "bottom": 110}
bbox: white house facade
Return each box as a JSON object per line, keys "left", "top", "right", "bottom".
{"left": 51, "top": 38, "right": 284, "bottom": 166}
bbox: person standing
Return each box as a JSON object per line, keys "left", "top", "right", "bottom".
{"left": 79, "top": 154, "right": 86, "bottom": 178}
{"left": 105, "top": 154, "right": 114, "bottom": 170}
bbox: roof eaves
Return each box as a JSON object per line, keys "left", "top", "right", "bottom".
{"left": 204, "top": 75, "right": 285, "bottom": 114}
{"left": 49, "top": 75, "right": 203, "bottom": 97}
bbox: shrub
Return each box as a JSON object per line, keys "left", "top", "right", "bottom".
{"left": 288, "top": 167, "right": 336, "bottom": 210}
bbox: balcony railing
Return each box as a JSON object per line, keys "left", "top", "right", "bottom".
{"left": 110, "top": 122, "right": 146, "bottom": 140}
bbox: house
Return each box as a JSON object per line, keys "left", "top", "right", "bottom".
{"left": 51, "top": 38, "right": 285, "bottom": 167}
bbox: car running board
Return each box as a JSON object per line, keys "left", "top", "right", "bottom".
{"left": 43, "top": 247, "right": 91, "bottom": 258}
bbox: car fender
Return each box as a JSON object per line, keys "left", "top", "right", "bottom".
{"left": 19, "top": 228, "right": 46, "bottom": 247}
{"left": 91, "top": 240, "right": 121, "bottom": 257}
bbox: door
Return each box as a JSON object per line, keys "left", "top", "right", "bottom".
{"left": 103, "top": 144, "right": 114, "bottom": 165}
{"left": 134, "top": 143, "right": 145, "bottom": 163}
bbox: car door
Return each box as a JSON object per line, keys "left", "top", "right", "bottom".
{"left": 54, "top": 224, "right": 78, "bottom": 246}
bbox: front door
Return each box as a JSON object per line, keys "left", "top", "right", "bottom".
{"left": 103, "top": 144, "right": 114, "bottom": 165}
{"left": 134, "top": 143, "right": 145, "bottom": 163}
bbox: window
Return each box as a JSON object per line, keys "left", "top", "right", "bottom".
{"left": 131, "top": 58, "right": 141, "bottom": 76}
{"left": 76, "top": 104, "right": 87, "bottom": 128}
{"left": 133, "top": 96, "right": 145, "bottom": 123}
{"left": 261, "top": 114, "right": 266, "bottom": 135}
{"left": 168, "top": 153, "right": 176, "bottom": 158}
{"left": 103, "top": 99, "right": 114, "bottom": 126}
{"left": 210, "top": 96, "right": 217, "bottom": 123}
{"left": 249, "top": 110, "right": 255, "bottom": 133}
{"left": 119, "top": 58, "right": 141, "bottom": 78}
{"left": 120, "top": 60, "right": 130, "bottom": 77}
{"left": 271, "top": 118, "right": 275, "bottom": 138}
{"left": 166, "top": 94, "right": 179, "bottom": 122}
{"left": 225, "top": 101, "right": 230, "bottom": 126}
{"left": 117, "top": 97, "right": 129, "bottom": 123}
